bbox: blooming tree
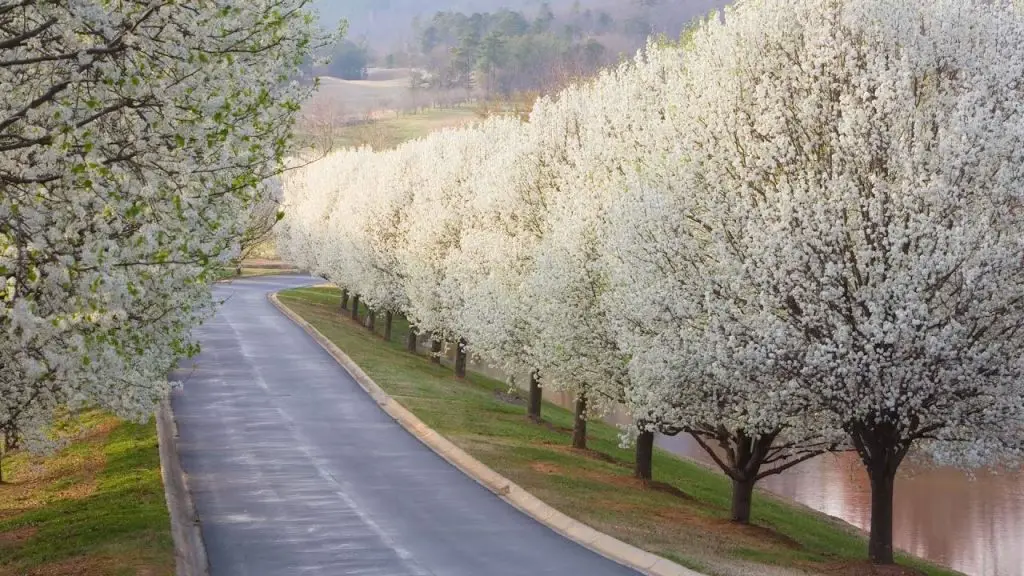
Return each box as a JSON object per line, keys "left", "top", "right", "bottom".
{"left": 398, "top": 125, "right": 503, "bottom": 373}
{"left": 614, "top": 0, "right": 1024, "bottom": 562}
{"left": 446, "top": 115, "right": 537, "bottom": 377}
{"left": 600, "top": 42, "right": 837, "bottom": 522}
{"left": 524, "top": 55, "right": 681, "bottom": 461}
{"left": 278, "top": 147, "right": 367, "bottom": 284}
{"left": 0, "top": 0, "right": 323, "bottom": 479}
{"left": 337, "top": 148, "right": 414, "bottom": 339}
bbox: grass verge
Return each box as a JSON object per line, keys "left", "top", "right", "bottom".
{"left": 0, "top": 413, "right": 173, "bottom": 576}
{"left": 278, "top": 286, "right": 960, "bottom": 576}
{"left": 217, "top": 259, "right": 300, "bottom": 280}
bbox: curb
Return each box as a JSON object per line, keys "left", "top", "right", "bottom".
{"left": 157, "top": 397, "right": 210, "bottom": 576}
{"left": 269, "top": 292, "right": 705, "bottom": 576}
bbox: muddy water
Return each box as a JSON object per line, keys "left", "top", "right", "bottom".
{"left": 657, "top": 435, "right": 1024, "bottom": 576}
{"left": 462, "top": 356, "right": 1021, "bottom": 576}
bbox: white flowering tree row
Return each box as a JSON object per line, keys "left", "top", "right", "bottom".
{"left": 0, "top": 1, "right": 326, "bottom": 480}
{"left": 278, "top": 0, "right": 1024, "bottom": 566}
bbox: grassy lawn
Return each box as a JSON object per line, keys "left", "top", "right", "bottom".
{"left": 278, "top": 286, "right": 961, "bottom": 576}
{"left": 0, "top": 413, "right": 172, "bottom": 576}
{"left": 217, "top": 259, "right": 301, "bottom": 280}
{"left": 331, "top": 108, "right": 479, "bottom": 150}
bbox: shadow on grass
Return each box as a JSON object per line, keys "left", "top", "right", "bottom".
{"left": 0, "top": 421, "right": 172, "bottom": 574}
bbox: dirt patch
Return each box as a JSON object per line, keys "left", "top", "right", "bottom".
{"left": 695, "top": 518, "right": 805, "bottom": 551}
{"left": 653, "top": 504, "right": 804, "bottom": 551}
{"left": 0, "top": 507, "right": 28, "bottom": 521}
{"left": 733, "top": 521, "right": 804, "bottom": 550}
{"left": 0, "top": 526, "right": 37, "bottom": 546}
{"left": 576, "top": 448, "right": 620, "bottom": 465}
{"left": 0, "top": 418, "right": 113, "bottom": 517}
{"left": 0, "top": 552, "right": 171, "bottom": 576}
{"left": 646, "top": 479, "right": 697, "bottom": 499}
{"left": 608, "top": 476, "right": 698, "bottom": 504}
{"left": 529, "top": 462, "right": 563, "bottom": 475}
{"left": 543, "top": 443, "right": 624, "bottom": 466}
{"left": 819, "top": 562, "right": 928, "bottom": 576}
{"left": 20, "top": 555, "right": 134, "bottom": 576}
{"left": 527, "top": 457, "right": 699, "bottom": 505}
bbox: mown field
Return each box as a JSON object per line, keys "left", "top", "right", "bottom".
{"left": 331, "top": 108, "right": 479, "bottom": 149}
{"left": 296, "top": 66, "right": 480, "bottom": 151}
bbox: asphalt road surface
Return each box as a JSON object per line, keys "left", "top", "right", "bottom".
{"left": 171, "top": 276, "right": 640, "bottom": 576}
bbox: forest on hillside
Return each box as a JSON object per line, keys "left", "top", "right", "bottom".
{"left": 316, "top": 1, "right": 728, "bottom": 50}
{"left": 405, "top": 7, "right": 615, "bottom": 96}
{"left": 313, "top": 1, "right": 728, "bottom": 97}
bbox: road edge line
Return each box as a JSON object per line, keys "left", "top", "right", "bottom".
{"left": 157, "top": 396, "right": 210, "bottom": 576}
{"left": 269, "top": 291, "right": 705, "bottom": 576}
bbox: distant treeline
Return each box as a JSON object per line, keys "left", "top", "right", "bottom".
{"left": 314, "top": 1, "right": 728, "bottom": 93}
{"left": 403, "top": 7, "right": 615, "bottom": 95}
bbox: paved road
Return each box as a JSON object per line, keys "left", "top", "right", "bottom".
{"left": 171, "top": 276, "right": 640, "bottom": 576}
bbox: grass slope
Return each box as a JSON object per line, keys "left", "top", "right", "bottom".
{"left": 0, "top": 414, "right": 172, "bottom": 576}
{"left": 332, "top": 108, "right": 479, "bottom": 150}
{"left": 278, "top": 286, "right": 960, "bottom": 576}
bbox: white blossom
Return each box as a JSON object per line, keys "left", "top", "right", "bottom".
{"left": 0, "top": 0, "right": 325, "bottom": 451}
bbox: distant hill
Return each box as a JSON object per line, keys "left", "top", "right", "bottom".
{"left": 314, "top": 0, "right": 728, "bottom": 47}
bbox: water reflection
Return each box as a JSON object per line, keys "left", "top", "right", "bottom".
{"left": 656, "top": 425, "right": 1024, "bottom": 576}
{"left": 464, "top": 356, "right": 1021, "bottom": 576}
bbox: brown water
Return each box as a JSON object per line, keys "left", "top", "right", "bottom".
{"left": 466, "top": 356, "right": 1022, "bottom": 576}
{"left": 657, "top": 434, "right": 1024, "bottom": 576}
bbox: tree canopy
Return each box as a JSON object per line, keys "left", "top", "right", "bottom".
{"left": 328, "top": 40, "right": 370, "bottom": 80}
{"left": 0, "top": 0, "right": 325, "bottom": 472}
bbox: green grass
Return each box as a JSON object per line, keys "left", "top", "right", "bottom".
{"left": 0, "top": 414, "right": 173, "bottom": 576}
{"left": 279, "top": 286, "right": 962, "bottom": 576}
{"left": 333, "top": 108, "right": 478, "bottom": 150}
{"left": 216, "top": 259, "right": 301, "bottom": 280}
{"left": 295, "top": 108, "right": 479, "bottom": 151}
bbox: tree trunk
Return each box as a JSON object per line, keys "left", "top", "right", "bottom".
{"left": 454, "top": 338, "right": 468, "bottom": 378}
{"left": 689, "top": 429, "right": 781, "bottom": 526}
{"left": 340, "top": 288, "right": 349, "bottom": 311}
{"left": 384, "top": 311, "right": 394, "bottom": 341}
{"left": 850, "top": 426, "right": 907, "bottom": 566}
{"left": 731, "top": 477, "right": 756, "bottom": 523}
{"left": 430, "top": 337, "right": 442, "bottom": 364}
{"left": 367, "top": 310, "right": 376, "bottom": 332}
{"left": 572, "top": 394, "right": 588, "bottom": 450}
{"left": 527, "top": 370, "right": 542, "bottom": 422}
{"left": 867, "top": 460, "right": 898, "bottom": 564}
{"left": 406, "top": 326, "right": 417, "bottom": 353}
{"left": 634, "top": 429, "right": 655, "bottom": 481}
{"left": 351, "top": 295, "right": 360, "bottom": 321}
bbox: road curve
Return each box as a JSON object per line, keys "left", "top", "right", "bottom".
{"left": 171, "top": 276, "right": 640, "bottom": 576}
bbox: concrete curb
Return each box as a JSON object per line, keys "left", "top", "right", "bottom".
{"left": 157, "top": 397, "right": 210, "bottom": 576}
{"left": 269, "top": 292, "right": 705, "bottom": 576}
